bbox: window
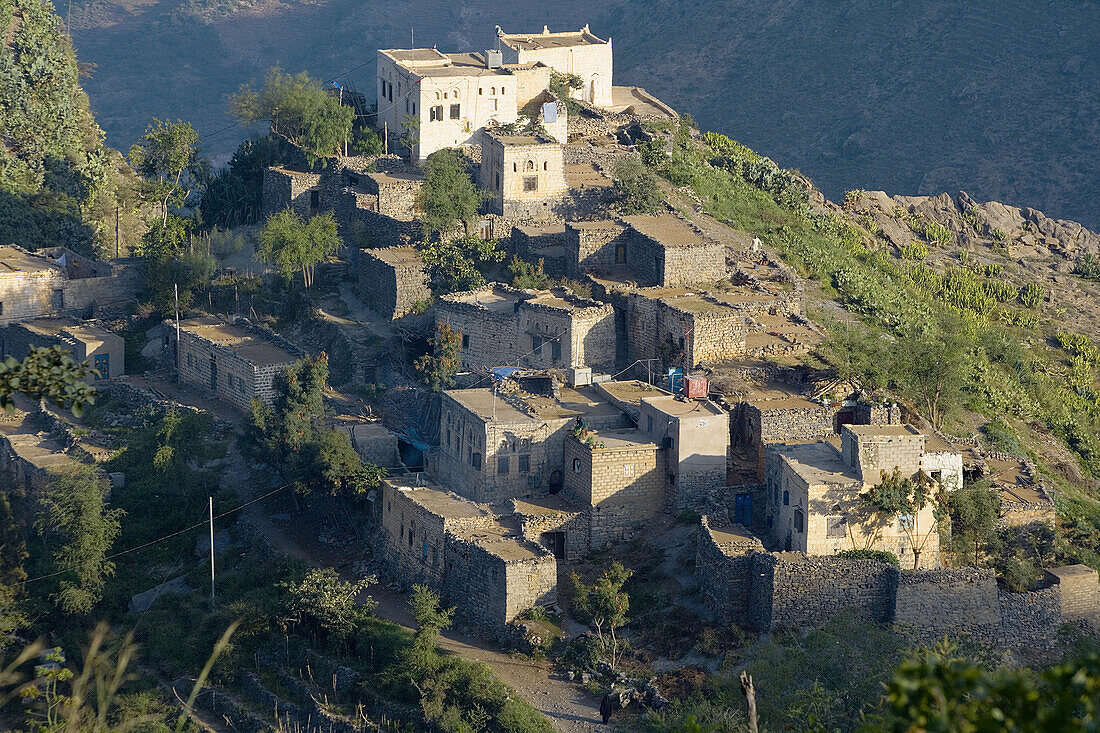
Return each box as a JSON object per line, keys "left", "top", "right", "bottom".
{"left": 518, "top": 455, "right": 530, "bottom": 473}
{"left": 795, "top": 509, "right": 804, "bottom": 533}
{"left": 523, "top": 176, "right": 538, "bottom": 191}
{"left": 430, "top": 105, "right": 443, "bottom": 122}
{"left": 513, "top": 162, "right": 518, "bottom": 172}
{"left": 452, "top": 89, "right": 459, "bottom": 99}
{"left": 443, "top": 91, "right": 448, "bottom": 99}
{"left": 495, "top": 173, "right": 501, "bottom": 190}
{"left": 491, "top": 86, "right": 496, "bottom": 95}
{"left": 647, "top": 415, "right": 653, "bottom": 433}
{"left": 408, "top": 527, "right": 414, "bottom": 547}
{"left": 525, "top": 160, "right": 535, "bottom": 172}
{"left": 573, "top": 458, "right": 581, "bottom": 473}
{"left": 532, "top": 335, "right": 543, "bottom": 355}
{"left": 450, "top": 104, "right": 460, "bottom": 119}
{"left": 783, "top": 490, "right": 789, "bottom": 506}
{"left": 479, "top": 87, "right": 483, "bottom": 95}
{"left": 472, "top": 452, "right": 482, "bottom": 469}
{"left": 187, "top": 353, "right": 193, "bottom": 367}
{"left": 0, "top": 302, "right": 4, "bottom": 315}
{"left": 615, "top": 243, "right": 626, "bottom": 264}
{"left": 51, "top": 289, "right": 63, "bottom": 309}
{"left": 826, "top": 516, "right": 847, "bottom": 538}
{"left": 498, "top": 456, "right": 509, "bottom": 474}
{"left": 489, "top": 98, "right": 498, "bottom": 111}
{"left": 461, "top": 333, "right": 470, "bottom": 349}
{"left": 412, "top": 103, "right": 415, "bottom": 114}
{"left": 422, "top": 541, "right": 428, "bottom": 561}
{"left": 551, "top": 340, "right": 561, "bottom": 360}
{"left": 929, "top": 470, "right": 942, "bottom": 483}
{"left": 898, "top": 513, "right": 914, "bottom": 531}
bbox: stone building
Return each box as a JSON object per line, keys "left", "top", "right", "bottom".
{"left": 638, "top": 394, "right": 730, "bottom": 509}
{"left": 378, "top": 475, "right": 557, "bottom": 632}
{"left": 764, "top": 425, "right": 962, "bottom": 568}
{"left": 163, "top": 317, "right": 305, "bottom": 412}
{"left": 0, "top": 246, "right": 140, "bottom": 326}
{"left": 497, "top": 24, "right": 614, "bottom": 107}
{"left": 435, "top": 381, "right": 631, "bottom": 503}
{"left": 358, "top": 247, "right": 431, "bottom": 319}
{"left": 435, "top": 283, "right": 616, "bottom": 372}
{"left": 563, "top": 428, "right": 665, "bottom": 548}
{"left": 376, "top": 47, "right": 558, "bottom": 161}
{"left": 260, "top": 167, "right": 322, "bottom": 220}
{"left": 0, "top": 319, "right": 124, "bottom": 383}
{"left": 478, "top": 129, "right": 567, "bottom": 218}
{"left": 565, "top": 214, "right": 726, "bottom": 288}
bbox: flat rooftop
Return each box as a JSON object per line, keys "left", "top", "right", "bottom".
{"left": 566, "top": 164, "right": 614, "bottom": 189}
{"left": 0, "top": 410, "right": 77, "bottom": 474}
{"left": 642, "top": 394, "right": 726, "bottom": 418}
{"left": 583, "top": 428, "right": 659, "bottom": 451}
{"left": 498, "top": 27, "right": 609, "bottom": 51}
{"left": 445, "top": 285, "right": 525, "bottom": 314}
{"left": 597, "top": 380, "right": 670, "bottom": 406}
{"left": 569, "top": 220, "right": 623, "bottom": 231}
{"left": 446, "top": 384, "right": 622, "bottom": 424}
{"left": 365, "top": 246, "right": 423, "bottom": 266}
{"left": 0, "top": 245, "right": 60, "bottom": 275}
{"left": 511, "top": 495, "right": 581, "bottom": 518}
{"left": 487, "top": 131, "right": 556, "bottom": 146}
{"left": 451, "top": 516, "right": 548, "bottom": 562}
{"left": 515, "top": 223, "right": 566, "bottom": 237}
{"left": 178, "top": 318, "right": 298, "bottom": 366}
{"left": 708, "top": 523, "right": 762, "bottom": 548}
{"left": 622, "top": 214, "right": 708, "bottom": 247}
{"left": 386, "top": 477, "right": 490, "bottom": 520}
{"left": 775, "top": 442, "right": 860, "bottom": 486}
{"left": 366, "top": 170, "right": 423, "bottom": 185}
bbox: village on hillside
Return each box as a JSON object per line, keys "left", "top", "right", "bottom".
{"left": 3, "top": 19, "right": 1099, "bottom": 732}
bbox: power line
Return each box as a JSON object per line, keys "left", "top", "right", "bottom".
{"left": 326, "top": 56, "right": 376, "bottom": 84}
{"left": 22, "top": 481, "right": 295, "bottom": 586}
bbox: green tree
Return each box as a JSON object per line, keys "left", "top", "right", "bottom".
{"left": 611, "top": 156, "right": 665, "bottom": 214}
{"left": 291, "top": 428, "right": 385, "bottom": 496}
{"left": 257, "top": 208, "right": 341, "bottom": 289}
{"left": 414, "top": 324, "right": 462, "bottom": 392}
{"left": 420, "top": 236, "right": 505, "bottom": 294}
{"left": 878, "top": 644, "right": 1100, "bottom": 732}
{"left": 418, "top": 149, "right": 484, "bottom": 236}
{"left": 569, "top": 561, "right": 633, "bottom": 670}
{"left": 138, "top": 214, "right": 217, "bottom": 314}
{"left": 510, "top": 256, "right": 552, "bottom": 290}
{"left": 410, "top": 584, "right": 455, "bottom": 655}
{"left": 231, "top": 69, "right": 354, "bottom": 164}
{"left": 280, "top": 568, "right": 376, "bottom": 645}
{"left": 820, "top": 325, "right": 894, "bottom": 394}
{"left": 0, "top": 346, "right": 98, "bottom": 417}
{"left": 200, "top": 135, "right": 289, "bottom": 228}
{"left": 548, "top": 70, "right": 583, "bottom": 114}
{"left": 865, "top": 468, "right": 939, "bottom": 570}
{"left": 36, "top": 465, "right": 124, "bottom": 615}
{"left": 895, "top": 321, "right": 972, "bottom": 429}
{"left": 947, "top": 482, "right": 1001, "bottom": 566}
{"left": 129, "top": 119, "right": 202, "bottom": 225}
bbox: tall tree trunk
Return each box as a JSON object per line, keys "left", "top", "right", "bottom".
{"left": 740, "top": 671, "right": 759, "bottom": 733}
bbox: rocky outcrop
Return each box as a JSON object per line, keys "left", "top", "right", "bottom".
{"left": 845, "top": 189, "right": 1100, "bottom": 261}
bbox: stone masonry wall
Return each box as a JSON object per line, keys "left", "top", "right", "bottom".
{"left": 657, "top": 241, "right": 727, "bottom": 287}
{"left": 761, "top": 554, "right": 898, "bottom": 631}
{"left": 893, "top": 568, "right": 1000, "bottom": 637}
{"left": 695, "top": 517, "right": 765, "bottom": 626}
{"left": 566, "top": 222, "right": 629, "bottom": 276}
{"left": 358, "top": 248, "right": 431, "bottom": 320}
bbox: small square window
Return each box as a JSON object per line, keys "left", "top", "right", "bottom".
{"left": 461, "top": 334, "right": 470, "bottom": 349}
{"left": 783, "top": 490, "right": 789, "bottom": 506}
{"left": 523, "top": 176, "right": 538, "bottom": 192}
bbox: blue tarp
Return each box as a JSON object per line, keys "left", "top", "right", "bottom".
{"left": 489, "top": 366, "right": 523, "bottom": 381}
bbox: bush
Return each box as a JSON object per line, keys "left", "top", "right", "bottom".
{"left": 902, "top": 241, "right": 928, "bottom": 260}
{"left": 836, "top": 548, "right": 900, "bottom": 566}
{"left": 1002, "top": 554, "right": 1038, "bottom": 591}
{"left": 611, "top": 156, "right": 665, "bottom": 214}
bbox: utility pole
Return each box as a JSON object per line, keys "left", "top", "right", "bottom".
{"left": 411, "top": 27, "right": 414, "bottom": 48}
{"left": 173, "top": 283, "right": 180, "bottom": 370}
{"left": 209, "top": 496, "right": 215, "bottom": 608}
{"left": 114, "top": 205, "right": 119, "bottom": 258}
{"left": 383, "top": 121, "right": 388, "bottom": 154}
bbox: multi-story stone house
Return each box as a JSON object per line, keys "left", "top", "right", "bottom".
{"left": 436, "top": 283, "right": 616, "bottom": 372}
{"left": 0, "top": 319, "right": 124, "bottom": 383}
{"left": 375, "top": 47, "right": 561, "bottom": 161}
{"left": 497, "top": 24, "right": 614, "bottom": 107}
{"left": 764, "top": 424, "right": 962, "bottom": 568}
{"left": 478, "top": 128, "right": 568, "bottom": 218}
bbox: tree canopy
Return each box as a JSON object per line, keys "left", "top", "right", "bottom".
{"left": 612, "top": 156, "right": 666, "bottom": 214}
{"left": 417, "top": 149, "right": 484, "bottom": 236}
{"left": 0, "top": 347, "right": 98, "bottom": 417}
{"left": 129, "top": 118, "right": 202, "bottom": 225}
{"left": 414, "top": 323, "right": 462, "bottom": 392}
{"left": 231, "top": 69, "right": 354, "bottom": 164}
{"left": 257, "top": 208, "right": 342, "bottom": 289}
{"left": 420, "top": 236, "right": 505, "bottom": 295}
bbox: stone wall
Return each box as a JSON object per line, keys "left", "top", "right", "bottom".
{"left": 1046, "top": 565, "right": 1100, "bottom": 620}
{"left": 510, "top": 500, "right": 590, "bottom": 561}
{"left": 357, "top": 247, "right": 431, "bottom": 319}
{"left": 0, "top": 252, "right": 140, "bottom": 327}
{"left": 695, "top": 517, "right": 765, "bottom": 626}
{"left": 260, "top": 168, "right": 321, "bottom": 221}
{"left": 655, "top": 241, "right": 727, "bottom": 288}
{"left": 893, "top": 568, "right": 1000, "bottom": 637}
{"left": 759, "top": 554, "right": 898, "bottom": 630}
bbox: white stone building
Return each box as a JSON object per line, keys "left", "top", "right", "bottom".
{"left": 497, "top": 25, "right": 614, "bottom": 107}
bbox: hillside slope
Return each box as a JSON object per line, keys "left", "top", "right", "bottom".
{"left": 65, "top": 0, "right": 1100, "bottom": 226}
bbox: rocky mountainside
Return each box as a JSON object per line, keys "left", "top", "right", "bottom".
{"left": 64, "top": 0, "right": 1099, "bottom": 227}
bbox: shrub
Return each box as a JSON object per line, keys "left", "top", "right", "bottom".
{"left": 1002, "top": 554, "right": 1038, "bottom": 591}
{"left": 1019, "top": 282, "right": 1046, "bottom": 308}
{"left": 611, "top": 156, "right": 665, "bottom": 214}
{"left": 836, "top": 548, "right": 900, "bottom": 566}
{"left": 901, "top": 241, "right": 928, "bottom": 260}
{"left": 981, "top": 417, "right": 1021, "bottom": 454}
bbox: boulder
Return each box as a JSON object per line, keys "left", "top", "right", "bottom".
{"left": 129, "top": 575, "right": 190, "bottom": 614}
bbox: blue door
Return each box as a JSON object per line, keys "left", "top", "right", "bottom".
{"left": 734, "top": 493, "right": 753, "bottom": 526}
{"left": 93, "top": 354, "right": 109, "bottom": 379}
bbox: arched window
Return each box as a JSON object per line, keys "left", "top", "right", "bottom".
{"left": 443, "top": 91, "right": 448, "bottom": 99}
{"left": 452, "top": 89, "right": 459, "bottom": 99}
{"left": 525, "top": 160, "right": 535, "bottom": 171}
{"left": 543, "top": 161, "right": 548, "bottom": 170}
{"left": 783, "top": 490, "right": 790, "bottom": 506}
{"left": 513, "top": 162, "right": 517, "bottom": 172}
{"left": 479, "top": 87, "right": 483, "bottom": 95}
{"left": 434, "top": 91, "right": 440, "bottom": 100}
{"left": 491, "top": 86, "right": 496, "bottom": 95}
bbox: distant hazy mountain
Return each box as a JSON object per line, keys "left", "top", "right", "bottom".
{"left": 68, "top": 0, "right": 1099, "bottom": 226}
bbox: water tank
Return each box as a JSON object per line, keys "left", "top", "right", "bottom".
{"left": 684, "top": 375, "right": 709, "bottom": 399}
{"left": 485, "top": 49, "right": 503, "bottom": 69}
{"left": 569, "top": 366, "right": 592, "bottom": 387}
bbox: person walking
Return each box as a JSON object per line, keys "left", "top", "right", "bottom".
{"left": 599, "top": 692, "right": 614, "bottom": 725}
